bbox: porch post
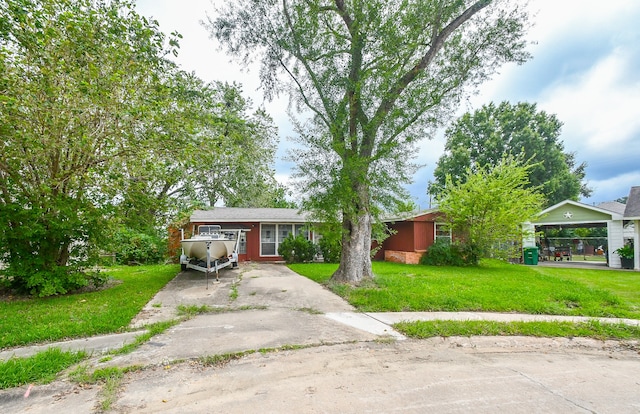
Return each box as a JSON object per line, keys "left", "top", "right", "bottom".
{"left": 607, "top": 220, "right": 624, "bottom": 269}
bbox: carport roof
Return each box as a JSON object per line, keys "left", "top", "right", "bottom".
{"left": 532, "top": 199, "right": 623, "bottom": 225}
{"left": 597, "top": 201, "right": 626, "bottom": 215}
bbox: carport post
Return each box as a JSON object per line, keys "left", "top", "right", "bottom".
{"left": 607, "top": 220, "right": 624, "bottom": 269}
{"left": 634, "top": 219, "right": 640, "bottom": 270}
{"left": 522, "top": 222, "right": 536, "bottom": 248}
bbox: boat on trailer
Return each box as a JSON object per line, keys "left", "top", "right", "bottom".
{"left": 179, "top": 225, "right": 242, "bottom": 286}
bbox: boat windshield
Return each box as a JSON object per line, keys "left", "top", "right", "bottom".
{"left": 198, "top": 225, "right": 222, "bottom": 236}
{"left": 195, "top": 225, "right": 237, "bottom": 240}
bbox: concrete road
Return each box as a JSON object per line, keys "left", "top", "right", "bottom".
{"left": 2, "top": 263, "right": 640, "bottom": 413}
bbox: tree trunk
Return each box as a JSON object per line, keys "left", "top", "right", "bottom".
{"left": 57, "top": 243, "right": 71, "bottom": 267}
{"left": 331, "top": 211, "right": 374, "bottom": 284}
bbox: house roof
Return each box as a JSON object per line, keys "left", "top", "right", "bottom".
{"left": 624, "top": 186, "right": 640, "bottom": 219}
{"left": 191, "top": 208, "right": 311, "bottom": 223}
{"left": 382, "top": 208, "right": 440, "bottom": 223}
{"left": 597, "top": 201, "right": 627, "bottom": 215}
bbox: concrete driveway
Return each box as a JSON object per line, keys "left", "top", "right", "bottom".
{"left": 2, "top": 263, "right": 640, "bottom": 413}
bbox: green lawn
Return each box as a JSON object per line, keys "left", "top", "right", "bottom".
{"left": 0, "top": 265, "right": 179, "bottom": 349}
{"left": 395, "top": 319, "right": 640, "bottom": 341}
{"left": 288, "top": 261, "right": 640, "bottom": 319}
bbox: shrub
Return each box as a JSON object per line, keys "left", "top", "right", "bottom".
{"left": 2, "top": 264, "right": 108, "bottom": 297}
{"left": 278, "top": 234, "right": 317, "bottom": 263}
{"left": 112, "top": 228, "right": 166, "bottom": 265}
{"left": 420, "top": 240, "right": 480, "bottom": 267}
{"left": 318, "top": 234, "right": 341, "bottom": 263}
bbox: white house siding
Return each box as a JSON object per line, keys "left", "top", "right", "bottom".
{"left": 608, "top": 220, "right": 624, "bottom": 268}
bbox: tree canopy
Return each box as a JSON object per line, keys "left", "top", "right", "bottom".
{"left": 113, "top": 76, "right": 287, "bottom": 233}
{"left": 208, "top": 0, "right": 531, "bottom": 283}
{"left": 429, "top": 101, "right": 591, "bottom": 206}
{"left": 0, "top": 0, "right": 284, "bottom": 295}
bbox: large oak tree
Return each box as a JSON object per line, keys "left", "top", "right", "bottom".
{"left": 208, "top": 0, "right": 531, "bottom": 283}
{"left": 429, "top": 101, "right": 591, "bottom": 206}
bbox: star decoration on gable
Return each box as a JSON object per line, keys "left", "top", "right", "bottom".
{"left": 563, "top": 211, "right": 573, "bottom": 219}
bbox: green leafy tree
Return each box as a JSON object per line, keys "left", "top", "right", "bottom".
{"left": 430, "top": 101, "right": 591, "bottom": 206}
{"left": 0, "top": 0, "right": 174, "bottom": 295}
{"left": 188, "top": 82, "right": 282, "bottom": 209}
{"left": 113, "top": 78, "right": 285, "bottom": 233}
{"left": 0, "top": 0, "right": 287, "bottom": 296}
{"left": 209, "top": 0, "right": 531, "bottom": 283}
{"left": 437, "top": 157, "right": 545, "bottom": 262}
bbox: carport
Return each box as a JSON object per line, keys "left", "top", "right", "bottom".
{"left": 523, "top": 199, "right": 632, "bottom": 269}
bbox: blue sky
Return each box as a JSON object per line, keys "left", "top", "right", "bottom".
{"left": 136, "top": 0, "right": 640, "bottom": 208}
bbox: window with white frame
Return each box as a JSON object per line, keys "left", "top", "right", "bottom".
{"left": 278, "top": 224, "right": 293, "bottom": 242}
{"left": 435, "top": 223, "right": 451, "bottom": 243}
{"left": 260, "top": 223, "right": 312, "bottom": 256}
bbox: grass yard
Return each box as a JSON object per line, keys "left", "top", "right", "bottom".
{"left": 288, "top": 260, "right": 640, "bottom": 319}
{"left": 0, "top": 348, "right": 87, "bottom": 389}
{"left": 395, "top": 319, "right": 640, "bottom": 341}
{"left": 0, "top": 265, "right": 179, "bottom": 349}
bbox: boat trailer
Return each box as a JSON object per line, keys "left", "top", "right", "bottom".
{"left": 179, "top": 228, "right": 243, "bottom": 289}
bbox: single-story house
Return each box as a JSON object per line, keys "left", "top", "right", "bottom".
{"left": 171, "top": 207, "right": 446, "bottom": 263}
{"left": 172, "top": 186, "right": 640, "bottom": 270}
{"left": 169, "top": 208, "right": 316, "bottom": 262}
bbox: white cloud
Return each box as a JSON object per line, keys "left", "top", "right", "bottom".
{"left": 539, "top": 48, "right": 640, "bottom": 154}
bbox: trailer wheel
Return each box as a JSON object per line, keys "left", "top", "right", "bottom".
{"left": 181, "top": 263, "right": 187, "bottom": 271}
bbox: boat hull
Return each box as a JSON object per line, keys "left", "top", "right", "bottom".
{"left": 181, "top": 239, "right": 236, "bottom": 261}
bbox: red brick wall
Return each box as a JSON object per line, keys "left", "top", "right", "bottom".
{"left": 385, "top": 250, "right": 423, "bottom": 264}
{"left": 375, "top": 212, "right": 445, "bottom": 263}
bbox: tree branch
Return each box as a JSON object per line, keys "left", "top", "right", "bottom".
{"left": 371, "top": 0, "right": 491, "bottom": 133}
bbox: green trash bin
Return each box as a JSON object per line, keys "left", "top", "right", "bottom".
{"left": 523, "top": 247, "right": 539, "bottom": 265}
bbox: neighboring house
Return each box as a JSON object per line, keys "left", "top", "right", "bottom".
{"left": 624, "top": 186, "right": 640, "bottom": 270}
{"left": 374, "top": 209, "right": 447, "bottom": 264}
{"left": 524, "top": 185, "right": 640, "bottom": 270}
{"left": 171, "top": 207, "right": 446, "bottom": 264}
{"left": 170, "top": 208, "right": 315, "bottom": 262}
